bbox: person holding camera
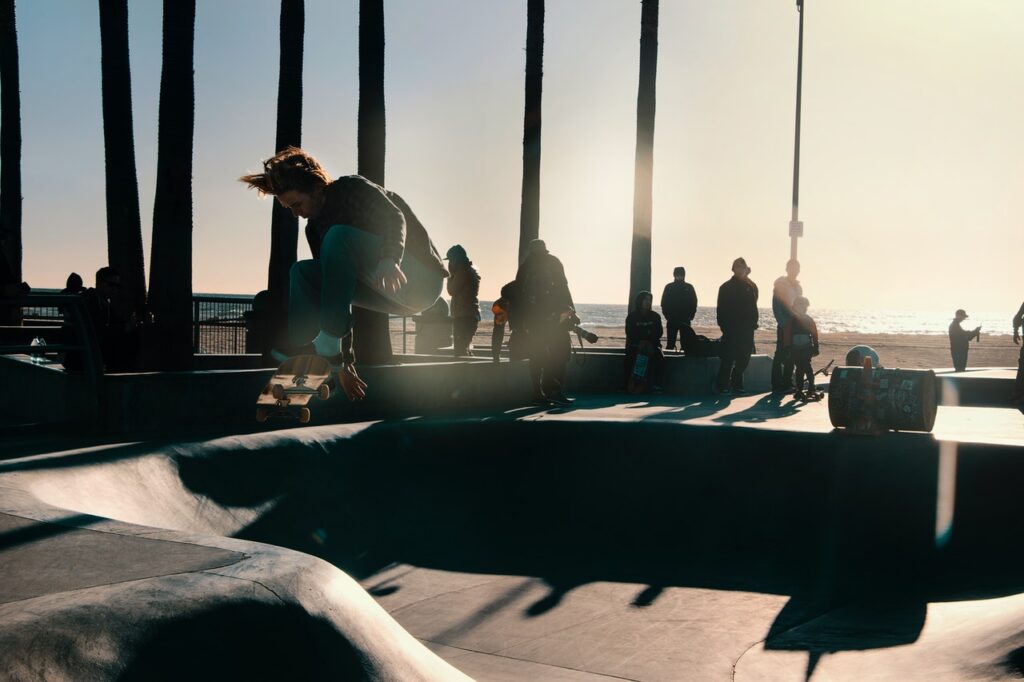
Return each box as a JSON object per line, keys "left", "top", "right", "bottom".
{"left": 514, "top": 239, "right": 576, "bottom": 406}
{"left": 948, "top": 309, "right": 981, "bottom": 373}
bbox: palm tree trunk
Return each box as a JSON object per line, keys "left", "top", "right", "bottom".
{"left": 353, "top": 0, "right": 392, "bottom": 364}
{"left": 147, "top": 0, "right": 195, "bottom": 370}
{"left": 628, "top": 0, "right": 658, "bottom": 312}
{"left": 0, "top": 0, "right": 22, "bottom": 316}
{"left": 99, "top": 0, "right": 146, "bottom": 316}
{"left": 518, "top": 0, "right": 544, "bottom": 264}
{"left": 267, "top": 0, "right": 304, "bottom": 351}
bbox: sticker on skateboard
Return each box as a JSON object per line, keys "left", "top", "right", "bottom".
{"left": 257, "top": 354, "right": 333, "bottom": 423}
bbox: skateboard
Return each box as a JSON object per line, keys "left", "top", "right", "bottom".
{"left": 257, "top": 354, "right": 333, "bottom": 423}
{"left": 627, "top": 346, "right": 653, "bottom": 395}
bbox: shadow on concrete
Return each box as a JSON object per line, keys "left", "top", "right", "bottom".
{"left": 118, "top": 601, "right": 365, "bottom": 682}
{"left": 712, "top": 392, "right": 802, "bottom": 424}
{"left": 15, "top": 415, "right": 1024, "bottom": 667}
{"left": 0, "top": 513, "right": 103, "bottom": 551}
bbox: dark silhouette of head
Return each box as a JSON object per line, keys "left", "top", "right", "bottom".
{"left": 732, "top": 257, "right": 751, "bottom": 278}
{"left": 445, "top": 244, "right": 470, "bottom": 266}
{"left": 673, "top": 266, "right": 686, "bottom": 280}
{"left": 635, "top": 290, "right": 653, "bottom": 312}
{"left": 95, "top": 266, "right": 121, "bottom": 301}
{"left": 64, "top": 272, "right": 84, "bottom": 291}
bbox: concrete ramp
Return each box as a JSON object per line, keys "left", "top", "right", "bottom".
{"left": 4, "top": 394, "right": 1024, "bottom": 680}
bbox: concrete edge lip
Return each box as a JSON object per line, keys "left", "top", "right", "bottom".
{"left": 0, "top": 477, "right": 471, "bottom": 681}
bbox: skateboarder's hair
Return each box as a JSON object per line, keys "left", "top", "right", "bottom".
{"left": 239, "top": 147, "right": 332, "bottom": 196}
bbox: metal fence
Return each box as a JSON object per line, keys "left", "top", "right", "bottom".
{"left": 192, "top": 295, "right": 253, "bottom": 354}
{"left": 12, "top": 292, "right": 423, "bottom": 355}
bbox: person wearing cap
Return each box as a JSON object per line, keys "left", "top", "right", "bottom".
{"left": 445, "top": 244, "right": 481, "bottom": 357}
{"left": 660, "top": 266, "right": 697, "bottom": 352}
{"left": 1013, "top": 301, "right": 1024, "bottom": 404}
{"left": 240, "top": 147, "right": 447, "bottom": 400}
{"left": 716, "top": 257, "right": 759, "bottom": 394}
{"left": 771, "top": 259, "right": 803, "bottom": 392}
{"left": 948, "top": 309, "right": 981, "bottom": 373}
{"left": 514, "top": 239, "right": 577, "bottom": 406}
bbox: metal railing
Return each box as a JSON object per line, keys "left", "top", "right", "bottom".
{"left": 9, "top": 291, "right": 422, "bottom": 355}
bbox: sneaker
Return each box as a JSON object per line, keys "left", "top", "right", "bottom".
{"left": 731, "top": 386, "right": 747, "bottom": 396}
{"left": 794, "top": 390, "right": 806, "bottom": 401}
{"left": 548, "top": 392, "right": 575, "bottom": 406}
{"left": 531, "top": 392, "right": 552, "bottom": 406}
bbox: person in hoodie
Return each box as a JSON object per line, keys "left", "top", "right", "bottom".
{"left": 240, "top": 147, "right": 447, "bottom": 400}
{"left": 445, "top": 244, "right": 481, "bottom": 357}
{"left": 716, "top": 257, "right": 759, "bottom": 394}
{"left": 625, "top": 290, "right": 665, "bottom": 391}
{"left": 660, "top": 266, "right": 697, "bottom": 352}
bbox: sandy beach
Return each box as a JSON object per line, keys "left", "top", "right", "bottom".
{"left": 424, "top": 325, "right": 1021, "bottom": 371}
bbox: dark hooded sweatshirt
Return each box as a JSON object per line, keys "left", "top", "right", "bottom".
{"left": 626, "top": 292, "right": 664, "bottom": 348}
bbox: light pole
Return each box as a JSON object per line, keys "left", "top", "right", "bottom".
{"left": 789, "top": 0, "right": 805, "bottom": 262}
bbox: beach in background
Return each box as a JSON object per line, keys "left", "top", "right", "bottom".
{"left": 411, "top": 302, "right": 1021, "bottom": 371}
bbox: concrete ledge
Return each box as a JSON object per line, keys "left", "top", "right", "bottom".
{"left": 566, "top": 351, "right": 772, "bottom": 394}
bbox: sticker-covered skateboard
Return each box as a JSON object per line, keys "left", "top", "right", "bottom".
{"left": 257, "top": 354, "right": 333, "bottom": 423}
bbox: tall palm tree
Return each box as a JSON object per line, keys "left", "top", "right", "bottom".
{"left": 628, "top": 0, "right": 658, "bottom": 312}
{"left": 266, "top": 0, "right": 304, "bottom": 350}
{"left": 518, "top": 0, "right": 544, "bottom": 264}
{"left": 147, "top": 0, "right": 195, "bottom": 370}
{"left": 98, "top": 0, "right": 146, "bottom": 315}
{"left": 353, "top": 0, "right": 392, "bottom": 364}
{"left": 0, "top": 0, "right": 22, "bottom": 316}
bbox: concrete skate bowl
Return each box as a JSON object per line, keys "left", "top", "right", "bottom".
{"left": 7, "top": 417, "right": 1024, "bottom": 679}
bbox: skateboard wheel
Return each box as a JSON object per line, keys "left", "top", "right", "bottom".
{"left": 256, "top": 407, "right": 269, "bottom": 423}
{"left": 272, "top": 384, "right": 286, "bottom": 400}
{"left": 298, "top": 407, "right": 311, "bottom": 424}
{"left": 318, "top": 384, "right": 330, "bottom": 401}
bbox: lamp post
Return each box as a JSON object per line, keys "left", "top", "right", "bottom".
{"left": 789, "top": 0, "right": 805, "bottom": 261}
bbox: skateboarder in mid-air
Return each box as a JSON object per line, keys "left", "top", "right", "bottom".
{"left": 241, "top": 147, "right": 448, "bottom": 400}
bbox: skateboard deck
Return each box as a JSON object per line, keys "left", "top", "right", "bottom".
{"left": 627, "top": 349, "right": 652, "bottom": 395}
{"left": 257, "top": 354, "right": 333, "bottom": 423}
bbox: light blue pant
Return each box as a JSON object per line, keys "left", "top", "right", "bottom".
{"left": 288, "top": 224, "right": 443, "bottom": 345}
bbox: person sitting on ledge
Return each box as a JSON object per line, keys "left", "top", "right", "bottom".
{"left": 240, "top": 147, "right": 448, "bottom": 400}
{"left": 625, "top": 290, "right": 665, "bottom": 392}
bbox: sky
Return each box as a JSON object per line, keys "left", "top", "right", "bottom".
{"left": 9, "top": 0, "right": 1024, "bottom": 318}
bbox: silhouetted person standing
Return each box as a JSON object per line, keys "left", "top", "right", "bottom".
{"left": 445, "top": 244, "right": 480, "bottom": 357}
{"left": 948, "top": 309, "right": 980, "bottom": 373}
{"left": 515, "top": 239, "right": 576, "bottom": 406}
{"left": 716, "top": 257, "right": 759, "bottom": 394}
{"left": 660, "top": 266, "right": 697, "bottom": 352}
{"left": 1012, "top": 301, "right": 1023, "bottom": 404}
{"left": 784, "top": 296, "right": 820, "bottom": 400}
{"left": 771, "top": 259, "right": 802, "bottom": 391}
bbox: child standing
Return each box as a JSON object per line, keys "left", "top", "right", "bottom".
{"left": 784, "top": 296, "right": 821, "bottom": 400}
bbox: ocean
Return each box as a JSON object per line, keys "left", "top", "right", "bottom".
{"left": 183, "top": 293, "right": 1016, "bottom": 337}
{"left": 479, "top": 303, "right": 1018, "bottom": 337}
